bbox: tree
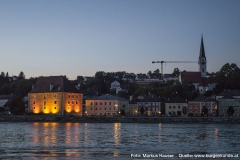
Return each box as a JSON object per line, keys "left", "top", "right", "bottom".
{"left": 0, "top": 72, "right": 5, "bottom": 77}
{"left": 140, "top": 107, "right": 145, "bottom": 115}
{"left": 201, "top": 106, "right": 208, "bottom": 116}
{"left": 227, "top": 106, "right": 234, "bottom": 116}
{"left": 172, "top": 68, "right": 180, "bottom": 77}
{"left": 153, "top": 69, "right": 160, "bottom": 74}
{"left": 18, "top": 71, "right": 25, "bottom": 79}
{"left": 9, "top": 96, "right": 25, "bottom": 115}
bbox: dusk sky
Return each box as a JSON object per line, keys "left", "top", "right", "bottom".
{"left": 1, "top": 0, "right": 240, "bottom": 80}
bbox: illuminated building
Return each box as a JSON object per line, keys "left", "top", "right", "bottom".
{"left": 85, "top": 94, "right": 129, "bottom": 116}
{"left": 28, "top": 76, "right": 83, "bottom": 115}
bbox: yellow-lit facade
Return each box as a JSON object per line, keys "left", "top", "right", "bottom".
{"left": 28, "top": 92, "right": 83, "bottom": 116}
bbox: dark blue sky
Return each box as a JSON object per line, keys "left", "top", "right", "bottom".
{"left": 1, "top": 0, "right": 239, "bottom": 79}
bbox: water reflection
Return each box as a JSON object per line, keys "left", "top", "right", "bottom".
{"left": 215, "top": 128, "right": 219, "bottom": 140}
{"left": 0, "top": 123, "right": 239, "bottom": 159}
{"left": 114, "top": 123, "right": 121, "bottom": 145}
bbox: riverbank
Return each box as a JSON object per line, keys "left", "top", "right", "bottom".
{"left": 1, "top": 115, "right": 240, "bottom": 123}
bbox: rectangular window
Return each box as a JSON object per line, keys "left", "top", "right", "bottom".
{"left": 100, "top": 102, "right": 102, "bottom": 105}
{"left": 72, "top": 95, "right": 74, "bottom": 98}
{"left": 109, "top": 108, "right": 111, "bottom": 110}
{"left": 105, "top": 102, "right": 107, "bottom": 105}
{"left": 96, "top": 108, "right": 97, "bottom": 110}
{"left": 44, "top": 107, "right": 46, "bottom": 109}
{"left": 109, "top": 102, "right": 111, "bottom": 105}
{"left": 169, "top": 106, "right": 171, "bottom": 109}
{"left": 33, "top": 107, "right": 35, "bottom": 109}
{"left": 76, "top": 101, "right": 78, "bottom": 104}
{"left": 33, "top": 101, "right": 35, "bottom": 104}
{"left": 54, "top": 107, "right": 56, "bottom": 109}
{"left": 173, "top": 106, "right": 175, "bottom": 109}
{"left": 178, "top": 106, "right": 180, "bottom": 109}
{"left": 68, "top": 95, "right": 70, "bottom": 98}
{"left": 68, "top": 101, "right": 70, "bottom": 104}
{"left": 105, "top": 108, "right": 106, "bottom": 110}
{"left": 54, "top": 101, "right": 57, "bottom": 104}
{"left": 76, "top": 96, "right": 78, "bottom": 98}
{"left": 91, "top": 107, "right": 92, "bottom": 110}
{"left": 44, "top": 101, "right": 46, "bottom": 105}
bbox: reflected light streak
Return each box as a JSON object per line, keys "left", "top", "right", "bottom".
{"left": 114, "top": 123, "right": 121, "bottom": 145}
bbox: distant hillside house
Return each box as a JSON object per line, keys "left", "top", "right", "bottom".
{"left": 0, "top": 95, "right": 13, "bottom": 108}
{"left": 28, "top": 76, "right": 83, "bottom": 116}
{"left": 111, "top": 81, "right": 120, "bottom": 89}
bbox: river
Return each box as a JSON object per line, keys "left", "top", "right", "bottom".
{"left": 0, "top": 122, "right": 239, "bottom": 159}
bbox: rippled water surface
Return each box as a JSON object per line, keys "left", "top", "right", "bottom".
{"left": 0, "top": 122, "right": 239, "bottom": 159}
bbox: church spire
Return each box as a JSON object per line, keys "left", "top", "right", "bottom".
{"left": 199, "top": 35, "right": 206, "bottom": 59}
{"left": 198, "top": 35, "right": 207, "bottom": 77}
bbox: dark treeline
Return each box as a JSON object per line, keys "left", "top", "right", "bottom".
{"left": 0, "top": 63, "right": 240, "bottom": 101}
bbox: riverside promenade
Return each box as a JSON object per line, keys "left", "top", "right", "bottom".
{"left": 1, "top": 115, "right": 240, "bottom": 123}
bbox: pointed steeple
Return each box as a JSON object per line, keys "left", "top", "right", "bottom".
{"left": 199, "top": 35, "right": 206, "bottom": 59}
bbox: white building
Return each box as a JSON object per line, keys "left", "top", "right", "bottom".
{"left": 111, "top": 81, "right": 120, "bottom": 89}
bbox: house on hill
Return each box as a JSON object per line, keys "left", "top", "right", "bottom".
{"left": 28, "top": 76, "right": 83, "bottom": 116}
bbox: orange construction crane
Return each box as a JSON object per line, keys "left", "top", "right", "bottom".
{"left": 152, "top": 61, "right": 198, "bottom": 80}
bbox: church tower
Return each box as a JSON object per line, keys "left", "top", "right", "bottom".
{"left": 198, "top": 36, "right": 207, "bottom": 77}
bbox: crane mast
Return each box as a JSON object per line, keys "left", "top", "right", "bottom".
{"left": 152, "top": 61, "right": 198, "bottom": 80}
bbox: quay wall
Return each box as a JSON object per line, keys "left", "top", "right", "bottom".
{"left": 1, "top": 115, "right": 240, "bottom": 123}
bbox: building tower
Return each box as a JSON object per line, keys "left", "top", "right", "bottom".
{"left": 198, "top": 36, "right": 207, "bottom": 77}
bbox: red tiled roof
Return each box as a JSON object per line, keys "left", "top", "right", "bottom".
{"left": 180, "top": 71, "right": 202, "bottom": 83}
